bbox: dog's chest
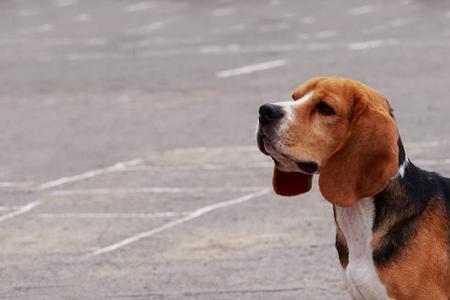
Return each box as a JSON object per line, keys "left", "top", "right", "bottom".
{"left": 335, "top": 198, "right": 391, "bottom": 300}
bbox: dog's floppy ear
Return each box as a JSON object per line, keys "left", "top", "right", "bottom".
{"left": 272, "top": 167, "right": 312, "bottom": 196}
{"left": 318, "top": 97, "right": 399, "bottom": 207}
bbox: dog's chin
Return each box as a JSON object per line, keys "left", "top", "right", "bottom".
{"left": 262, "top": 142, "right": 308, "bottom": 173}
{"left": 275, "top": 160, "right": 319, "bottom": 175}
{"left": 256, "top": 132, "right": 270, "bottom": 156}
{"left": 257, "top": 134, "right": 320, "bottom": 174}
{"left": 265, "top": 143, "right": 319, "bottom": 175}
{"left": 273, "top": 159, "right": 299, "bottom": 172}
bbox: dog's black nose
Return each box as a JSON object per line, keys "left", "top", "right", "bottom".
{"left": 259, "top": 103, "right": 283, "bottom": 124}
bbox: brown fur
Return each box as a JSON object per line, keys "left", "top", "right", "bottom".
{"left": 376, "top": 198, "right": 450, "bottom": 299}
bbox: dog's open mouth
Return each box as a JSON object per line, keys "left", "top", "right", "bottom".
{"left": 297, "top": 161, "right": 319, "bottom": 174}
{"left": 258, "top": 133, "right": 318, "bottom": 175}
{"left": 257, "top": 129, "right": 314, "bottom": 196}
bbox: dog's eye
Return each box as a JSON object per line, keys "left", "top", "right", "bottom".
{"left": 315, "top": 101, "right": 336, "bottom": 116}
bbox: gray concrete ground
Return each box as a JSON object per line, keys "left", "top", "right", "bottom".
{"left": 1, "top": 0, "right": 450, "bottom": 299}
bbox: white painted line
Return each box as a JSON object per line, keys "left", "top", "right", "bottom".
{"left": 19, "top": 24, "right": 54, "bottom": 34}
{"left": 363, "top": 19, "right": 411, "bottom": 34}
{"left": 18, "top": 9, "right": 39, "bottom": 17}
{"left": 36, "top": 24, "right": 54, "bottom": 32}
{"left": 125, "top": 2, "right": 153, "bottom": 12}
{"left": 201, "top": 44, "right": 240, "bottom": 54}
{"left": 0, "top": 38, "right": 27, "bottom": 46}
{"left": 216, "top": 59, "right": 287, "bottom": 78}
{"left": 315, "top": 30, "right": 338, "bottom": 39}
{"left": 0, "top": 206, "right": 25, "bottom": 212}
{"left": 27, "top": 40, "right": 450, "bottom": 62}
{"left": 125, "top": 162, "right": 273, "bottom": 171}
{"left": 85, "top": 38, "right": 108, "bottom": 47}
{"left": 0, "top": 201, "right": 41, "bottom": 224}
{"left": 349, "top": 5, "right": 376, "bottom": 15}
{"left": 124, "top": 37, "right": 205, "bottom": 49}
{"left": 63, "top": 53, "right": 125, "bottom": 62}
{"left": 55, "top": 0, "right": 78, "bottom": 7}
{"left": 301, "top": 16, "right": 315, "bottom": 24}
{"left": 39, "top": 212, "right": 190, "bottom": 219}
{"left": 258, "top": 22, "right": 290, "bottom": 33}
{"left": 141, "top": 49, "right": 193, "bottom": 57}
{"left": 126, "top": 164, "right": 231, "bottom": 171}
{"left": 84, "top": 189, "right": 270, "bottom": 258}
{"left": 127, "top": 22, "right": 165, "bottom": 34}
{"left": 38, "top": 159, "right": 143, "bottom": 190}
{"left": 210, "top": 23, "right": 246, "bottom": 34}
{"left": 127, "top": 22, "right": 165, "bottom": 35}
{"left": 297, "top": 33, "right": 310, "bottom": 41}
{"left": 305, "top": 43, "right": 332, "bottom": 51}
{"left": 3, "top": 141, "right": 440, "bottom": 227}
{"left": 50, "top": 186, "right": 266, "bottom": 196}
{"left": 270, "top": 0, "right": 282, "bottom": 6}
{"left": 74, "top": 13, "right": 91, "bottom": 22}
{"left": 201, "top": 43, "right": 331, "bottom": 55}
{"left": 348, "top": 40, "right": 383, "bottom": 50}
{"left": 347, "top": 39, "right": 398, "bottom": 50}
{"left": 212, "top": 7, "right": 235, "bottom": 17}
{"left": 0, "top": 181, "right": 35, "bottom": 188}
{"left": 0, "top": 159, "right": 143, "bottom": 223}
{"left": 197, "top": 40, "right": 450, "bottom": 55}
{"left": 166, "top": 145, "right": 257, "bottom": 154}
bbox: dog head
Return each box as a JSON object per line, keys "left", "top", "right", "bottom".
{"left": 257, "top": 77, "right": 399, "bottom": 207}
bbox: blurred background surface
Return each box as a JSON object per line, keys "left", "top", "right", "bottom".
{"left": 1, "top": 0, "right": 450, "bottom": 299}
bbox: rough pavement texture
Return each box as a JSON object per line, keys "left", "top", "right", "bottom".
{"left": 1, "top": 0, "right": 450, "bottom": 299}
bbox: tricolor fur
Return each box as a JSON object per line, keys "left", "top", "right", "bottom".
{"left": 257, "top": 77, "right": 450, "bottom": 299}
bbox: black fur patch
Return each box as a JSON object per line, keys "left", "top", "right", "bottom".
{"left": 372, "top": 213, "right": 420, "bottom": 267}
{"left": 397, "top": 137, "right": 406, "bottom": 165}
{"left": 335, "top": 236, "right": 349, "bottom": 268}
{"left": 296, "top": 161, "right": 318, "bottom": 173}
{"left": 372, "top": 139, "right": 446, "bottom": 268}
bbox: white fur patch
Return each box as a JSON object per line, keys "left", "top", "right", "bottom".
{"left": 335, "top": 198, "right": 391, "bottom": 300}
{"left": 273, "top": 90, "right": 314, "bottom": 134}
{"left": 294, "top": 90, "right": 314, "bottom": 106}
{"left": 398, "top": 156, "right": 409, "bottom": 178}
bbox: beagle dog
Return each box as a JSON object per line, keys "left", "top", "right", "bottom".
{"left": 256, "top": 77, "right": 450, "bottom": 300}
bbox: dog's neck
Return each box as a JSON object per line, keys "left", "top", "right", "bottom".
{"left": 370, "top": 137, "right": 434, "bottom": 266}
{"left": 332, "top": 138, "right": 436, "bottom": 298}
{"left": 335, "top": 137, "right": 437, "bottom": 268}
{"left": 374, "top": 138, "right": 431, "bottom": 227}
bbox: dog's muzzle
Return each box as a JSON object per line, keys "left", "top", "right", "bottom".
{"left": 257, "top": 103, "right": 283, "bottom": 155}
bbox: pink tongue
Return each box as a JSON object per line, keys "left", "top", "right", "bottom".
{"left": 272, "top": 168, "right": 313, "bottom": 196}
